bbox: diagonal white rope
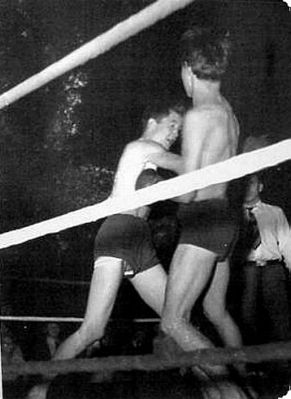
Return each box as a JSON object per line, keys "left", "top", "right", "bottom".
{"left": 0, "top": 0, "right": 194, "bottom": 110}
{"left": 0, "top": 139, "right": 290, "bottom": 250}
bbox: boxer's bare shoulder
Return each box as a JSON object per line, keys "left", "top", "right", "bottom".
{"left": 111, "top": 140, "right": 167, "bottom": 197}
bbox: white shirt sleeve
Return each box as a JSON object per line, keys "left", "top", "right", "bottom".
{"left": 277, "top": 207, "right": 291, "bottom": 271}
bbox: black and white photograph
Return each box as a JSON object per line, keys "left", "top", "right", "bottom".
{"left": 0, "top": 0, "right": 291, "bottom": 398}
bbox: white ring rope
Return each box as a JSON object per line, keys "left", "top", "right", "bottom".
{"left": 0, "top": 139, "right": 290, "bottom": 250}
{"left": 0, "top": 0, "right": 194, "bottom": 110}
{"left": 0, "top": 316, "right": 83, "bottom": 323}
{"left": 3, "top": 276, "right": 90, "bottom": 286}
{"left": 0, "top": 3, "right": 290, "bottom": 390}
{"left": 0, "top": 316, "right": 159, "bottom": 323}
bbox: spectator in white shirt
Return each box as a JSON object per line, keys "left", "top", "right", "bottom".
{"left": 239, "top": 173, "right": 291, "bottom": 344}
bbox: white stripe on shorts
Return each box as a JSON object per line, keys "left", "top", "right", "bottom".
{"left": 93, "top": 256, "right": 122, "bottom": 269}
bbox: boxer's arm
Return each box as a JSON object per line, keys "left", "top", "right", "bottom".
{"left": 146, "top": 151, "right": 183, "bottom": 175}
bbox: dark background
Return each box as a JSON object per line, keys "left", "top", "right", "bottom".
{"left": 0, "top": 0, "right": 290, "bottom": 349}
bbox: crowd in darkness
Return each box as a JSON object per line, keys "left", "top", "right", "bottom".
{"left": 1, "top": 319, "right": 162, "bottom": 398}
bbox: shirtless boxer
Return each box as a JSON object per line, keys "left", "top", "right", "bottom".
{"left": 52, "top": 169, "right": 165, "bottom": 361}
{"left": 26, "top": 102, "right": 183, "bottom": 399}
{"left": 111, "top": 100, "right": 183, "bottom": 198}
{"left": 147, "top": 27, "right": 250, "bottom": 399}
{"left": 51, "top": 100, "right": 184, "bottom": 361}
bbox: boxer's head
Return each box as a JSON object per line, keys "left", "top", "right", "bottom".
{"left": 141, "top": 99, "right": 184, "bottom": 150}
{"left": 180, "top": 26, "right": 231, "bottom": 87}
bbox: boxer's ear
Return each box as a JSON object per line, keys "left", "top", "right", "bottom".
{"left": 146, "top": 118, "right": 157, "bottom": 132}
{"left": 181, "top": 63, "right": 193, "bottom": 98}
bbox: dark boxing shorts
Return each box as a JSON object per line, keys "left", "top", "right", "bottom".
{"left": 178, "top": 199, "right": 239, "bottom": 262}
{"left": 94, "top": 214, "right": 160, "bottom": 275}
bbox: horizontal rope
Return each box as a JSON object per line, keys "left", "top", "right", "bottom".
{"left": 0, "top": 139, "right": 290, "bottom": 250}
{"left": 3, "top": 341, "right": 291, "bottom": 379}
{"left": 0, "top": 316, "right": 159, "bottom": 323}
{"left": 0, "top": 316, "right": 82, "bottom": 323}
{"left": 2, "top": 276, "right": 90, "bottom": 286}
{"left": 0, "top": 0, "right": 194, "bottom": 110}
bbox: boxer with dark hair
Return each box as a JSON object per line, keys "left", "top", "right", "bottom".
{"left": 52, "top": 102, "right": 183, "bottom": 361}
{"left": 148, "top": 27, "right": 241, "bottom": 356}
{"left": 27, "top": 102, "right": 183, "bottom": 399}
{"left": 146, "top": 26, "right": 250, "bottom": 398}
